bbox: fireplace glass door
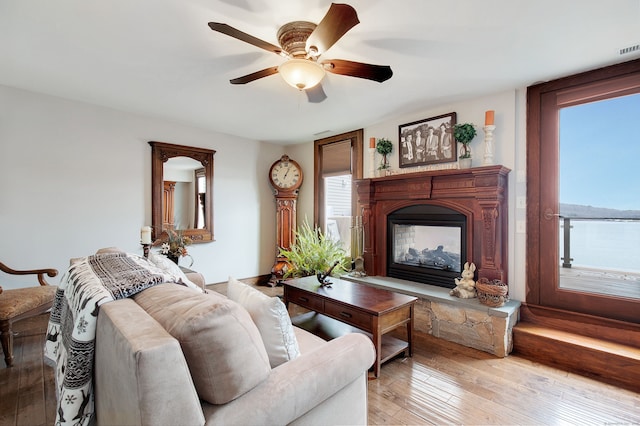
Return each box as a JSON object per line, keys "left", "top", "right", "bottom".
{"left": 387, "top": 205, "right": 466, "bottom": 288}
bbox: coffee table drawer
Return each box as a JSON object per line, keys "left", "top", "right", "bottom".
{"left": 324, "top": 301, "right": 371, "bottom": 331}
{"left": 286, "top": 287, "right": 324, "bottom": 311}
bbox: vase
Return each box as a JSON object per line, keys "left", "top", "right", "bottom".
{"left": 167, "top": 255, "right": 180, "bottom": 264}
{"left": 459, "top": 158, "right": 472, "bottom": 169}
{"left": 459, "top": 143, "right": 472, "bottom": 168}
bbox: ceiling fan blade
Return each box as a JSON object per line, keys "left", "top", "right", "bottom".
{"left": 305, "top": 3, "right": 360, "bottom": 56}
{"left": 305, "top": 84, "right": 327, "bottom": 103}
{"left": 322, "top": 59, "right": 393, "bottom": 83}
{"left": 208, "top": 22, "right": 285, "bottom": 56}
{"left": 230, "top": 66, "right": 279, "bottom": 84}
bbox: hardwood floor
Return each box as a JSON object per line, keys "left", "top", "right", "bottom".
{"left": 0, "top": 315, "right": 56, "bottom": 426}
{"left": 2, "top": 293, "right": 639, "bottom": 426}
{"left": 370, "top": 332, "right": 640, "bottom": 425}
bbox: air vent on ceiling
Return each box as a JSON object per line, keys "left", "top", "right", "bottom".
{"left": 619, "top": 44, "right": 640, "bottom": 55}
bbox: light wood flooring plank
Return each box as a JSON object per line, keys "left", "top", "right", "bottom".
{"left": 16, "top": 334, "right": 47, "bottom": 426}
{"left": 0, "top": 334, "right": 22, "bottom": 426}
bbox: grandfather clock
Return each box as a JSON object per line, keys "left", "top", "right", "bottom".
{"left": 268, "top": 155, "right": 303, "bottom": 285}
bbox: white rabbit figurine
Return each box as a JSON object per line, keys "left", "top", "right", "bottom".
{"left": 450, "top": 262, "right": 477, "bottom": 299}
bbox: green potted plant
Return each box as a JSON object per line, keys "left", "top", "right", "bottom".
{"left": 375, "top": 138, "right": 393, "bottom": 175}
{"left": 453, "top": 123, "right": 477, "bottom": 168}
{"left": 279, "top": 220, "right": 350, "bottom": 279}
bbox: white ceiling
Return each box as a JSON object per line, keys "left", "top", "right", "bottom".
{"left": 2, "top": 0, "right": 639, "bottom": 144}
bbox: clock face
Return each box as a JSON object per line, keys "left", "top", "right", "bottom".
{"left": 270, "top": 160, "right": 301, "bottom": 189}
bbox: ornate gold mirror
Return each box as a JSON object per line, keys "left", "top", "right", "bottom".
{"left": 149, "top": 141, "right": 215, "bottom": 243}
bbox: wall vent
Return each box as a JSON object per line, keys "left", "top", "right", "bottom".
{"left": 619, "top": 44, "right": 640, "bottom": 55}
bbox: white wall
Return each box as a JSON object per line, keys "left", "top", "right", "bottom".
{"left": 0, "top": 85, "right": 283, "bottom": 288}
{"left": 293, "top": 90, "right": 528, "bottom": 302}
{"left": 0, "top": 84, "right": 528, "bottom": 301}
{"left": 285, "top": 142, "right": 315, "bottom": 226}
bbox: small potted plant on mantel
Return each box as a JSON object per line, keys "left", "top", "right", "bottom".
{"left": 375, "top": 138, "right": 393, "bottom": 176}
{"left": 453, "top": 123, "right": 477, "bottom": 168}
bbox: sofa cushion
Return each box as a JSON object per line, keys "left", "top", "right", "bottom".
{"left": 293, "top": 326, "right": 327, "bottom": 354}
{"left": 133, "top": 283, "right": 271, "bottom": 404}
{"left": 227, "top": 277, "right": 300, "bottom": 367}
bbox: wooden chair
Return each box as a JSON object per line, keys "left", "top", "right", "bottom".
{"left": 0, "top": 262, "right": 58, "bottom": 367}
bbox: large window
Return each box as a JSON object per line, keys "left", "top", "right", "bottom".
{"left": 527, "top": 59, "right": 640, "bottom": 323}
{"left": 324, "top": 174, "right": 353, "bottom": 251}
{"left": 558, "top": 95, "right": 640, "bottom": 299}
{"left": 314, "top": 130, "right": 363, "bottom": 259}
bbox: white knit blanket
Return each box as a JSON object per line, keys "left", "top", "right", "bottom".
{"left": 44, "top": 252, "right": 202, "bottom": 426}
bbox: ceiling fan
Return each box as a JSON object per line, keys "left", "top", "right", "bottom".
{"left": 208, "top": 3, "right": 393, "bottom": 102}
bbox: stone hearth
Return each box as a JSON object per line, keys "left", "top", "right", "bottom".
{"left": 343, "top": 275, "right": 520, "bottom": 357}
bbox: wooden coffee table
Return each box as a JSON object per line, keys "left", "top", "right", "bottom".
{"left": 283, "top": 276, "right": 417, "bottom": 378}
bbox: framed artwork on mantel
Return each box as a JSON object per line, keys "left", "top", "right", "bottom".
{"left": 399, "top": 112, "right": 457, "bottom": 168}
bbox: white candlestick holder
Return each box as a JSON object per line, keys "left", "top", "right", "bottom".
{"left": 369, "top": 147, "right": 376, "bottom": 178}
{"left": 141, "top": 243, "right": 151, "bottom": 258}
{"left": 483, "top": 125, "right": 496, "bottom": 166}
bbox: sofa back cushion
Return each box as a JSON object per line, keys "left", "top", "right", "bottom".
{"left": 133, "top": 284, "right": 271, "bottom": 404}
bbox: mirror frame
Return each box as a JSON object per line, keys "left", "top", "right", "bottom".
{"left": 149, "top": 141, "right": 215, "bottom": 243}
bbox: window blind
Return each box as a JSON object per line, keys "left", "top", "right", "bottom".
{"left": 321, "top": 139, "right": 352, "bottom": 177}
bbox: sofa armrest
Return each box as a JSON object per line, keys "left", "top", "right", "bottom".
{"left": 184, "top": 271, "right": 206, "bottom": 290}
{"left": 95, "top": 299, "right": 205, "bottom": 426}
{"left": 202, "top": 333, "right": 375, "bottom": 425}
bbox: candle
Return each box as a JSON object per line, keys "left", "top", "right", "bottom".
{"left": 369, "top": 137, "right": 376, "bottom": 149}
{"left": 485, "top": 110, "right": 495, "bottom": 126}
{"left": 140, "top": 226, "right": 152, "bottom": 244}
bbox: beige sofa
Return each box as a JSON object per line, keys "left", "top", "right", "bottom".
{"left": 94, "top": 281, "right": 375, "bottom": 425}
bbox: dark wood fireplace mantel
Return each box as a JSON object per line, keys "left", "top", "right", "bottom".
{"left": 354, "top": 165, "right": 510, "bottom": 282}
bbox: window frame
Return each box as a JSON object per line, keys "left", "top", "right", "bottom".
{"left": 526, "top": 58, "right": 640, "bottom": 322}
{"left": 313, "top": 129, "right": 363, "bottom": 228}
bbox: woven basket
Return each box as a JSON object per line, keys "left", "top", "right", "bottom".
{"left": 476, "top": 278, "right": 509, "bottom": 307}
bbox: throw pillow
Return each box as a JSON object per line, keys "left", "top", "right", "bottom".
{"left": 134, "top": 284, "right": 271, "bottom": 404}
{"left": 148, "top": 252, "right": 200, "bottom": 290}
{"left": 227, "top": 276, "right": 300, "bottom": 368}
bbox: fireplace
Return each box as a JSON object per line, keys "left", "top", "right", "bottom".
{"left": 354, "top": 165, "right": 510, "bottom": 284}
{"left": 387, "top": 205, "right": 466, "bottom": 288}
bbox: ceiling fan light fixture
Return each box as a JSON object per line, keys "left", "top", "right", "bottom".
{"left": 278, "top": 59, "right": 325, "bottom": 90}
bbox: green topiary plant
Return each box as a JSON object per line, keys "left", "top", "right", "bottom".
{"left": 453, "top": 123, "right": 477, "bottom": 159}
{"left": 278, "top": 220, "right": 350, "bottom": 279}
{"left": 376, "top": 138, "right": 393, "bottom": 169}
